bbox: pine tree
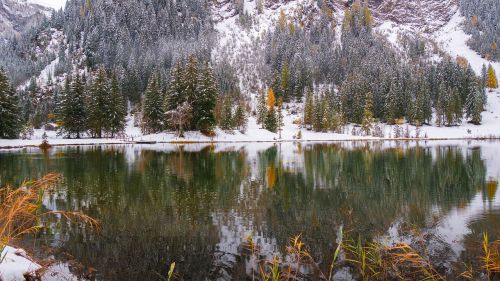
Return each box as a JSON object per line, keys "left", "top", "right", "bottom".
{"left": 361, "top": 92, "right": 374, "bottom": 135}
{"left": 277, "top": 97, "right": 284, "bottom": 138}
{"left": 194, "top": 63, "right": 217, "bottom": 132}
{"left": 321, "top": 95, "right": 331, "bottom": 131}
{"left": 165, "top": 61, "right": 185, "bottom": 112}
{"left": 142, "top": 74, "right": 164, "bottom": 134}
{"left": 0, "top": 68, "right": 21, "bottom": 139}
{"left": 313, "top": 95, "right": 324, "bottom": 132}
{"left": 233, "top": 102, "right": 247, "bottom": 132}
{"left": 257, "top": 89, "right": 267, "bottom": 125}
{"left": 303, "top": 88, "right": 314, "bottom": 129}
{"left": 435, "top": 83, "right": 446, "bottom": 126}
{"left": 265, "top": 107, "right": 278, "bottom": 133}
{"left": 184, "top": 55, "right": 199, "bottom": 107}
{"left": 59, "top": 74, "right": 87, "bottom": 138}
{"left": 486, "top": 64, "right": 498, "bottom": 88}
{"left": 410, "top": 79, "right": 432, "bottom": 125}
{"left": 87, "top": 68, "right": 111, "bottom": 138}
{"left": 281, "top": 63, "right": 290, "bottom": 99}
{"left": 108, "top": 72, "right": 127, "bottom": 137}
{"left": 384, "top": 82, "right": 399, "bottom": 125}
{"left": 220, "top": 97, "right": 233, "bottom": 130}
{"left": 466, "top": 79, "right": 485, "bottom": 124}
{"left": 55, "top": 76, "right": 70, "bottom": 136}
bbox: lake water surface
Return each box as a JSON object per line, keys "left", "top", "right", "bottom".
{"left": 1, "top": 141, "right": 499, "bottom": 280}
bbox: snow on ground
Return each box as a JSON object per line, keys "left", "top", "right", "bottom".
{"left": 1, "top": 88, "right": 500, "bottom": 149}
{"left": 3, "top": 4, "right": 500, "bottom": 148}
{"left": 433, "top": 11, "right": 500, "bottom": 82}
{"left": 26, "top": 0, "right": 67, "bottom": 10}
{"left": 0, "top": 246, "right": 41, "bottom": 281}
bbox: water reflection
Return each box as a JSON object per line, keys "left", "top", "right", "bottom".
{"left": 0, "top": 142, "right": 499, "bottom": 280}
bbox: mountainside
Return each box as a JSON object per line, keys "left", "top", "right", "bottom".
{"left": 0, "top": 0, "right": 52, "bottom": 37}
{"left": 0, "top": 0, "right": 499, "bottom": 143}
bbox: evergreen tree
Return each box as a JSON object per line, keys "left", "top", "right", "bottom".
{"left": 410, "top": 79, "right": 432, "bottom": 125}
{"left": 303, "top": 88, "right": 314, "bottom": 129}
{"left": 486, "top": 64, "right": 498, "bottom": 88}
{"left": 466, "top": 79, "right": 485, "bottom": 124}
{"left": 55, "top": 76, "right": 70, "bottom": 135}
{"left": 165, "top": 61, "right": 185, "bottom": 112}
{"left": 71, "top": 74, "right": 87, "bottom": 138}
{"left": 313, "top": 95, "right": 324, "bottom": 132}
{"left": 276, "top": 97, "right": 284, "bottom": 138}
{"left": 384, "top": 82, "right": 399, "bottom": 124}
{"left": 184, "top": 55, "right": 199, "bottom": 107}
{"left": 220, "top": 97, "right": 233, "bottom": 130}
{"left": 257, "top": 89, "right": 267, "bottom": 125}
{"left": 87, "top": 68, "right": 111, "bottom": 138}
{"left": 281, "top": 63, "right": 290, "bottom": 100}
{"left": 233, "top": 102, "right": 247, "bottom": 132}
{"left": 108, "top": 72, "right": 127, "bottom": 137}
{"left": 142, "top": 74, "right": 164, "bottom": 134}
{"left": 59, "top": 74, "right": 86, "bottom": 138}
{"left": 265, "top": 107, "right": 278, "bottom": 133}
{"left": 0, "top": 68, "right": 21, "bottom": 139}
{"left": 194, "top": 63, "right": 218, "bottom": 132}
{"left": 361, "top": 92, "right": 374, "bottom": 135}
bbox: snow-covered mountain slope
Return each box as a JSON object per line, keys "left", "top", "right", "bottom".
{"left": 213, "top": 0, "right": 459, "bottom": 98}
{"left": 25, "top": 0, "right": 67, "bottom": 10}
{"left": 433, "top": 11, "right": 500, "bottom": 82}
{"left": 0, "top": 0, "right": 52, "bottom": 36}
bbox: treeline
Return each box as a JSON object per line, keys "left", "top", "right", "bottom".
{"left": 56, "top": 68, "right": 127, "bottom": 138}
{"left": 459, "top": 0, "right": 499, "bottom": 61}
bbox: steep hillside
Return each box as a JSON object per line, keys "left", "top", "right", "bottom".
{"left": 1, "top": 0, "right": 500, "bottom": 145}
{"left": 0, "top": 0, "right": 51, "bottom": 37}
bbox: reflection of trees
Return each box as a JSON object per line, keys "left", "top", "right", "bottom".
{"left": 256, "top": 144, "right": 487, "bottom": 272}
{"left": 2, "top": 146, "right": 250, "bottom": 280}
{"left": 0, "top": 144, "right": 491, "bottom": 280}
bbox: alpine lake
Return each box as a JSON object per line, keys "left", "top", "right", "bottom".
{"left": 1, "top": 141, "right": 499, "bottom": 280}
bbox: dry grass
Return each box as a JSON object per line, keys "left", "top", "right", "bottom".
{"left": 239, "top": 230, "right": 477, "bottom": 281}
{"left": 0, "top": 173, "right": 100, "bottom": 254}
{"left": 482, "top": 233, "right": 500, "bottom": 280}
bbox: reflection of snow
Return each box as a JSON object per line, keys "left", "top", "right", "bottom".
{"left": 435, "top": 183, "right": 500, "bottom": 256}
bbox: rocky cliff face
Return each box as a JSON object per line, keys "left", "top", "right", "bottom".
{"left": 0, "top": 0, "right": 52, "bottom": 37}
{"left": 369, "top": 0, "right": 457, "bottom": 32}
{"left": 212, "top": 0, "right": 458, "bottom": 32}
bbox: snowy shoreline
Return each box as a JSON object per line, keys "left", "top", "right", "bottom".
{"left": 2, "top": 135, "right": 500, "bottom": 150}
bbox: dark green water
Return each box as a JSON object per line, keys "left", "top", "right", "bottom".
{"left": 0, "top": 142, "right": 499, "bottom": 280}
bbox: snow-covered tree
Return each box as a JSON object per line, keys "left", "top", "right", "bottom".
{"left": 0, "top": 68, "right": 21, "bottom": 139}
{"left": 361, "top": 92, "right": 374, "bottom": 135}
{"left": 142, "top": 74, "right": 164, "bottom": 134}
{"left": 108, "top": 72, "right": 127, "bottom": 137}
{"left": 58, "top": 74, "right": 87, "bottom": 138}
{"left": 257, "top": 89, "right": 267, "bottom": 126}
{"left": 87, "top": 68, "right": 111, "bottom": 138}
{"left": 194, "top": 63, "right": 218, "bottom": 132}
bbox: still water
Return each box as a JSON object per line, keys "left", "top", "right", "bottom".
{"left": 0, "top": 141, "right": 499, "bottom": 280}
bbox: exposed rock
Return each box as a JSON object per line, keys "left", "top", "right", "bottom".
{"left": 0, "top": 0, "right": 52, "bottom": 37}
